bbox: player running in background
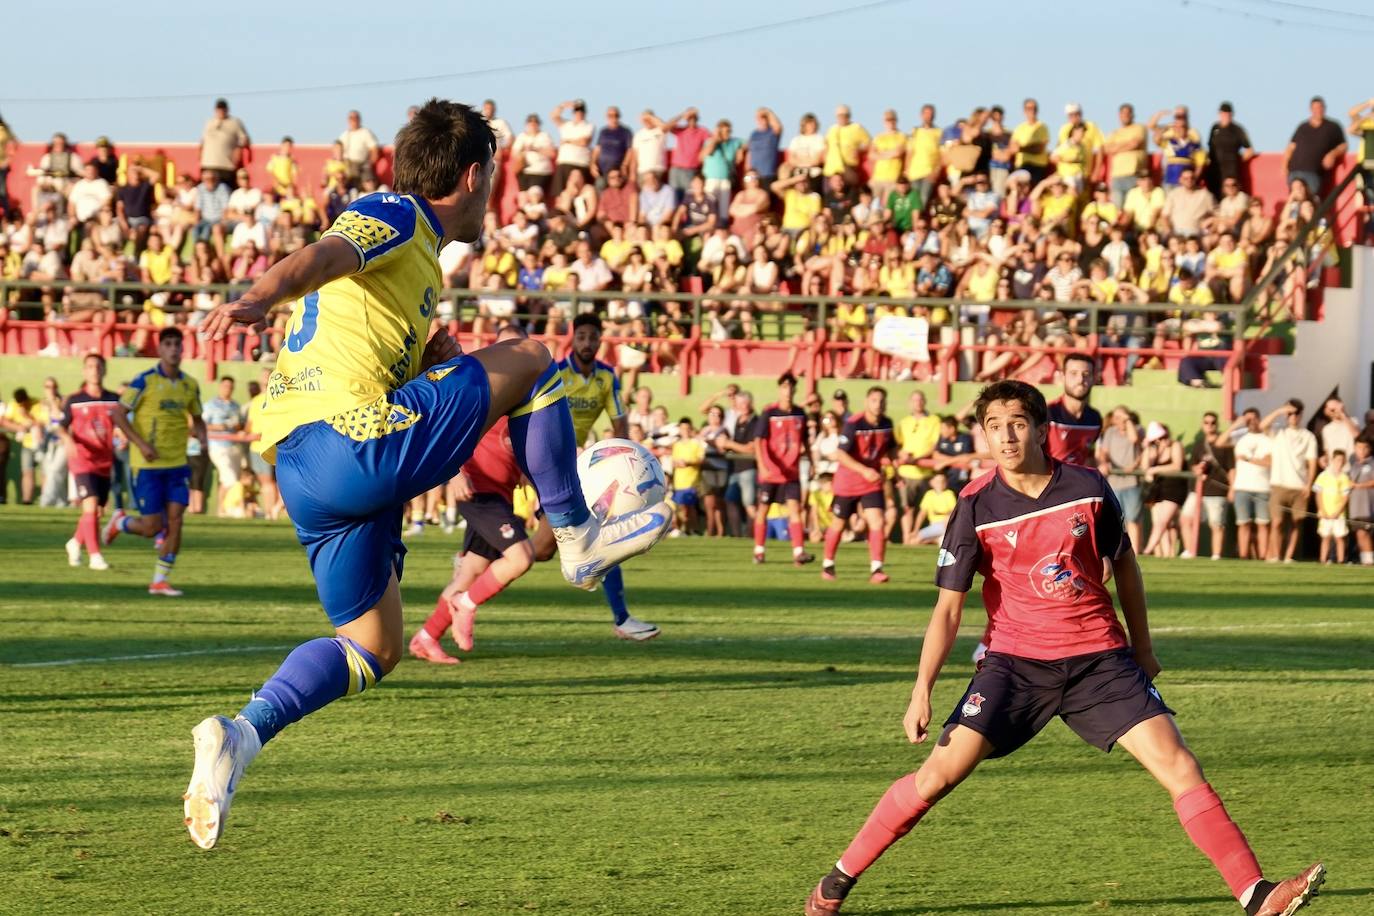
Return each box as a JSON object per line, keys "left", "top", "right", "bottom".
{"left": 753, "top": 372, "right": 813, "bottom": 566}
{"left": 804, "top": 380, "right": 1323, "bottom": 916}
{"left": 182, "top": 100, "right": 670, "bottom": 850}
{"left": 822, "top": 386, "right": 895, "bottom": 584}
{"left": 101, "top": 328, "right": 208, "bottom": 596}
{"left": 409, "top": 326, "right": 553, "bottom": 665}
{"left": 556, "top": 312, "right": 660, "bottom": 641}
{"left": 59, "top": 353, "right": 122, "bottom": 571}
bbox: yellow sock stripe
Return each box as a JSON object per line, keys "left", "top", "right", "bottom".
{"left": 508, "top": 377, "right": 566, "bottom": 420}
{"left": 341, "top": 641, "right": 379, "bottom": 695}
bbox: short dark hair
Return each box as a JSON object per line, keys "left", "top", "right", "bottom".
{"left": 866, "top": 385, "right": 887, "bottom": 398}
{"left": 678, "top": 416, "right": 692, "bottom": 426}
{"left": 1063, "top": 352, "right": 1095, "bottom": 372}
{"left": 392, "top": 99, "right": 496, "bottom": 199}
{"left": 219, "top": 375, "right": 235, "bottom": 383}
{"left": 83, "top": 352, "right": 106, "bottom": 368}
{"left": 572, "top": 312, "right": 602, "bottom": 333}
{"left": 973, "top": 379, "right": 1047, "bottom": 427}
{"left": 1287, "top": 398, "right": 1304, "bottom": 414}
{"left": 159, "top": 327, "right": 184, "bottom": 343}
{"left": 777, "top": 372, "right": 797, "bottom": 387}
{"left": 1332, "top": 449, "right": 1346, "bottom": 460}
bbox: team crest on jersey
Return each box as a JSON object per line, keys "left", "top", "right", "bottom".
{"left": 1068, "top": 512, "right": 1089, "bottom": 538}
{"left": 962, "top": 693, "right": 985, "bottom": 717}
{"left": 500, "top": 524, "right": 515, "bottom": 540}
{"left": 936, "top": 548, "right": 957, "bottom": 567}
{"left": 1030, "top": 553, "right": 1088, "bottom": 601}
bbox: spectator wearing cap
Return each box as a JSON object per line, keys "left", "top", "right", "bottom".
{"left": 1282, "top": 95, "right": 1347, "bottom": 197}
{"left": 512, "top": 114, "right": 556, "bottom": 195}
{"left": 1058, "top": 103, "right": 1105, "bottom": 180}
{"left": 199, "top": 98, "right": 250, "bottom": 179}
{"left": 745, "top": 106, "right": 783, "bottom": 187}
{"left": 1148, "top": 105, "right": 1203, "bottom": 189}
{"left": 90, "top": 136, "right": 118, "bottom": 185}
{"left": 1206, "top": 102, "right": 1255, "bottom": 192}
{"left": 1161, "top": 166, "right": 1215, "bottom": 239}
{"left": 665, "top": 106, "right": 710, "bottom": 201}
{"left": 1009, "top": 98, "right": 1050, "bottom": 186}
{"left": 338, "top": 109, "right": 380, "bottom": 186}
{"left": 1104, "top": 103, "right": 1149, "bottom": 207}
{"left": 824, "top": 105, "right": 870, "bottom": 188}
{"left": 591, "top": 105, "right": 631, "bottom": 190}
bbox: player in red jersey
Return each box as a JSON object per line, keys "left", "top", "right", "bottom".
{"left": 1045, "top": 353, "right": 1103, "bottom": 466}
{"left": 975, "top": 352, "right": 1105, "bottom": 660}
{"left": 58, "top": 353, "right": 122, "bottom": 570}
{"left": 803, "top": 380, "right": 1323, "bottom": 916}
{"left": 821, "top": 386, "right": 896, "bottom": 585}
{"left": 753, "top": 372, "right": 814, "bottom": 566}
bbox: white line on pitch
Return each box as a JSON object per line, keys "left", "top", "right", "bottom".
{"left": 3, "top": 620, "right": 1361, "bottom": 669}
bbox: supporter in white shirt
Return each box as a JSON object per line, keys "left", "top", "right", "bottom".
{"left": 337, "top": 110, "right": 380, "bottom": 175}
{"left": 570, "top": 240, "right": 612, "bottom": 291}
{"left": 229, "top": 219, "right": 268, "bottom": 254}
{"left": 631, "top": 110, "right": 668, "bottom": 178}
{"left": 67, "top": 163, "right": 112, "bottom": 223}
{"left": 480, "top": 99, "right": 513, "bottom": 150}
{"left": 1265, "top": 400, "right": 1318, "bottom": 491}
{"left": 552, "top": 101, "right": 594, "bottom": 168}
{"left": 512, "top": 117, "right": 556, "bottom": 182}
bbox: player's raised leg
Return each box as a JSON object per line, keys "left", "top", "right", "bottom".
{"left": 471, "top": 337, "right": 670, "bottom": 590}
{"left": 1116, "top": 715, "right": 1324, "bottom": 915}
{"left": 806, "top": 725, "right": 992, "bottom": 915}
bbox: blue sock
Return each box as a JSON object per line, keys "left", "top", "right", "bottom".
{"left": 237, "top": 636, "right": 383, "bottom": 745}
{"left": 508, "top": 361, "right": 589, "bottom": 528}
{"left": 602, "top": 565, "right": 629, "bottom": 626}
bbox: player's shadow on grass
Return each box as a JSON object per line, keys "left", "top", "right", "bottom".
{"left": 860, "top": 886, "right": 1372, "bottom": 913}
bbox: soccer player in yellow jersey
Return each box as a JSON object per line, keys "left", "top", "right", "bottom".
{"left": 554, "top": 312, "right": 659, "bottom": 639}
{"left": 180, "top": 100, "right": 671, "bottom": 850}
{"left": 102, "top": 328, "right": 209, "bottom": 596}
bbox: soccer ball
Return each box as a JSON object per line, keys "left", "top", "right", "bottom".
{"left": 578, "top": 438, "right": 667, "bottom": 521}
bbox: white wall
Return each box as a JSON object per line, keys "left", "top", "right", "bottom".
{"left": 1235, "top": 246, "right": 1374, "bottom": 419}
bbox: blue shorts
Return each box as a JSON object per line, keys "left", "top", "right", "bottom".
{"left": 672, "top": 488, "right": 698, "bottom": 507}
{"left": 132, "top": 465, "right": 191, "bottom": 515}
{"left": 274, "top": 355, "right": 492, "bottom": 627}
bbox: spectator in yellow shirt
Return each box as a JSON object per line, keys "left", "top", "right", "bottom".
{"left": 222, "top": 467, "right": 262, "bottom": 519}
{"left": 1104, "top": 103, "right": 1149, "bottom": 206}
{"left": 1009, "top": 98, "right": 1050, "bottom": 185}
{"left": 265, "top": 137, "right": 299, "bottom": 197}
{"left": 913, "top": 472, "right": 957, "bottom": 544}
{"left": 1051, "top": 123, "right": 1090, "bottom": 192}
{"left": 1314, "top": 450, "right": 1353, "bottom": 564}
{"left": 824, "top": 105, "right": 870, "bottom": 186}
{"left": 905, "top": 104, "right": 942, "bottom": 203}
{"left": 894, "top": 391, "right": 941, "bottom": 544}
{"left": 670, "top": 417, "right": 705, "bottom": 535}
{"left": 1123, "top": 169, "right": 1166, "bottom": 233}
{"left": 869, "top": 109, "right": 906, "bottom": 206}
{"left": 807, "top": 473, "right": 835, "bottom": 543}
{"left": 1057, "top": 103, "right": 1105, "bottom": 181}
{"left": 773, "top": 167, "right": 824, "bottom": 234}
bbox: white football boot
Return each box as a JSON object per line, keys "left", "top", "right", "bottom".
{"left": 555, "top": 500, "right": 672, "bottom": 590}
{"left": 65, "top": 538, "right": 82, "bottom": 567}
{"left": 613, "top": 615, "right": 661, "bottom": 642}
{"left": 183, "top": 715, "right": 261, "bottom": 850}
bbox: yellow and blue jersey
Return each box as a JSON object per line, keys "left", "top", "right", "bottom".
{"left": 254, "top": 192, "right": 445, "bottom": 461}
{"left": 120, "top": 365, "right": 202, "bottom": 470}
{"left": 557, "top": 357, "right": 623, "bottom": 443}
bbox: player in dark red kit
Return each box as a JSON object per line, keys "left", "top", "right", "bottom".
{"left": 753, "top": 373, "right": 814, "bottom": 566}
{"left": 803, "top": 380, "right": 1323, "bottom": 916}
{"left": 822, "top": 386, "right": 896, "bottom": 585}
{"left": 1046, "top": 352, "right": 1103, "bottom": 465}
{"left": 59, "top": 353, "right": 122, "bottom": 571}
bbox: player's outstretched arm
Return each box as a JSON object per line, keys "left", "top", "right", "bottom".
{"left": 1111, "top": 545, "right": 1160, "bottom": 679}
{"left": 201, "top": 236, "right": 360, "bottom": 341}
{"left": 905, "top": 587, "right": 967, "bottom": 744}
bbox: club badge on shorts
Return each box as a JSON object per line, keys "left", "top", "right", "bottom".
{"left": 962, "top": 692, "right": 985, "bottom": 717}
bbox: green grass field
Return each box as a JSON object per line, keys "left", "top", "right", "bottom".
{"left": 1, "top": 507, "right": 1371, "bottom": 915}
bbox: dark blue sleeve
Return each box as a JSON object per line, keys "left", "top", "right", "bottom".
{"left": 934, "top": 493, "right": 981, "bottom": 592}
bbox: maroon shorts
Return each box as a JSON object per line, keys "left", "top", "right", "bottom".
{"left": 458, "top": 493, "right": 527, "bottom": 562}
{"left": 943, "top": 649, "right": 1172, "bottom": 757}
{"left": 832, "top": 490, "right": 885, "bottom": 519}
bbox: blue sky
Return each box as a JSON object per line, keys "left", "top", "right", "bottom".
{"left": 3, "top": 0, "right": 1370, "bottom": 152}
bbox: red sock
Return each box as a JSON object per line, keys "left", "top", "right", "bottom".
{"left": 467, "top": 567, "right": 506, "bottom": 606}
{"left": 1174, "top": 783, "right": 1263, "bottom": 898}
{"left": 788, "top": 521, "right": 805, "bottom": 552}
{"left": 753, "top": 513, "right": 767, "bottom": 549}
{"left": 823, "top": 525, "right": 843, "bottom": 562}
{"left": 77, "top": 512, "right": 100, "bottom": 553}
{"left": 422, "top": 596, "right": 453, "bottom": 640}
{"left": 867, "top": 527, "right": 886, "bottom": 566}
{"left": 838, "top": 774, "right": 933, "bottom": 877}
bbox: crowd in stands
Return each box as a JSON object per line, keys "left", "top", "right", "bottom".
{"left": 1, "top": 94, "right": 1368, "bottom": 387}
